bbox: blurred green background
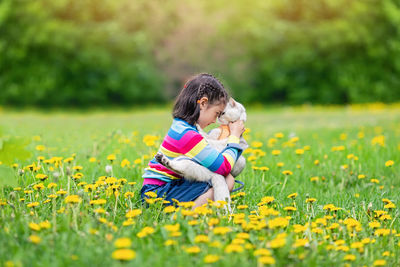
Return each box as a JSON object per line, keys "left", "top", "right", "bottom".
{"left": 1, "top": 0, "right": 400, "bottom": 107}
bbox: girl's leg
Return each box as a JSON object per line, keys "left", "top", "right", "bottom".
{"left": 193, "top": 174, "right": 235, "bottom": 209}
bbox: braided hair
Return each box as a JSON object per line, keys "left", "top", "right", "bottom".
{"left": 173, "top": 73, "right": 229, "bottom": 125}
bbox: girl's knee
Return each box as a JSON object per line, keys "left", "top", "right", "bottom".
{"left": 226, "top": 174, "right": 235, "bottom": 192}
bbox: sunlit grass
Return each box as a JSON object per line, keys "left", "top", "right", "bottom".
{"left": 0, "top": 104, "right": 399, "bottom": 266}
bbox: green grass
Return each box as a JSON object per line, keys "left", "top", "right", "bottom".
{"left": 0, "top": 104, "right": 399, "bottom": 267}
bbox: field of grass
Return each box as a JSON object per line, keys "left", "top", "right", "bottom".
{"left": 0, "top": 104, "right": 399, "bottom": 267}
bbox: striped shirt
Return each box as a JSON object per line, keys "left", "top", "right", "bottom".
{"left": 142, "top": 118, "right": 243, "bottom": 184}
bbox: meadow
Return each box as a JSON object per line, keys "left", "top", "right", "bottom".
{"left": 0, "top": 104, "right": 399, "bottom": 267}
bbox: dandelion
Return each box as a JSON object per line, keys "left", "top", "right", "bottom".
{"left": 213, "top": 227, "right": 232, "bottom": 235}
{"left": 107, "top": 154, "right": 116, "bottom": 162}
{"left": 120, "top": 159, "right": 130, "bottom": 168}
{"left": 27, "top": 202, "right": 39, "bottom": 208}
{"left": 163, "top": 206, "right": 176, "bottom": 213}
{"left": 35, "top": 145, "right": 46, "bottom": 151}
{"left": 295, "top": 149, "right": 304, "bottom": 155}
{"left": 185, "top": 246, "right": 201, "bottom": 254}
{"left": 111, "top": 249, "right": 136, "bottom": 261}
{"left": 137, "top": 227, "right": 155, "bottom": 238}
{"left": 194, "top": 235, "right": 209, "bottom": 243}
{"left": 35, "top": 174, "right": 48, "bottom": 181}
{"left": 204, "top": 255, "right": 219, "bottom": 263}
{"left": 385, "top": 160, "right": 394, "bottom": 167}
{"left": 29, "top": 235, "right": 41, "bottom": 244}
{"left": 343, "top": 254, "right": 356, "bottom": 261}
{"left": 287, "top": 193, "right": 298, "bottom": 199}
{"left": 293, "top": 239, "right": 308, "bottom": 248}
{"left": 282, "top": 170, "right": 292, "bottom": 175}
{"left": 64, "top": 195, "right": 81, "bottom": 204}
{"left": 114, "top": 238, "right": 132, "bottom": 248}
{"left": 373, "top": 259, "right": 386, "bottom": 266}
{"left": 258, "top": 256, "right": 275, "bottom": 265}
{"left": 29, "top": 222, "right": 41, "bottom": 231}
{"left": 271, "top": 150, "right": 281, "bottom": 156}
{"left": 164, "top": 240, "right": 177, "bottom": 246}
{"left": 306, "top": 198, "right": 317, "bottom": 204}
{"left": 126, "top": 209, "right": 142, "bottom": 218}
{"left": 225, "top": 244, "right": 244, "bottom": 253}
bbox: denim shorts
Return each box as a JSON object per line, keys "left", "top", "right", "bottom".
{"left": 140, "top": 179, "right": 212, "bottom": 205}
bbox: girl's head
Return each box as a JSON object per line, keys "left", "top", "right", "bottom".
{"left": 173, "top": 73, "right": 229, "bottom": 128}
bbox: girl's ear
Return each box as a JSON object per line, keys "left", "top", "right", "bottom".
{"left": 198, "top": 97, "right": 209, "bottom": 109}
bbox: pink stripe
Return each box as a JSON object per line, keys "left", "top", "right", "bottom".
{"left": 180, "top": 134, "right": 203, "bottom": 154}
{"left": 148, "top": 163, "right": 181, "bottom": 177}
{"left": 143, "top": 178, "right": 167, "bottom": 186}
{"left": 215, "top": 156, "right": 231, "bottom": 176}
{"left": 161, "top": 138, "right": 180, "bottom": 153}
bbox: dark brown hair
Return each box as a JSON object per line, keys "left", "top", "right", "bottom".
{"left": 173, "top": 73, "right": 229, "bottom": 125}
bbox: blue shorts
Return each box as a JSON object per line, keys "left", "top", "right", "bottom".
{"left": 140, "top": 179, "right": 212, "bottom": 205}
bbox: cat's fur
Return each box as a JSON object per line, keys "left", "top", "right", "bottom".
{"left": 155, "top": 98, "right": 248, "bottom": 210}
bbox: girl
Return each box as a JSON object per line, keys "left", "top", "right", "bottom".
{"left": 140, "top": 73, "right": 245, "bottom": 208}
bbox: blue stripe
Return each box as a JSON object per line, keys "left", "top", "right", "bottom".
{"left": 193, "top": 146, "right": 219, "bottom": 168}
{"left": 208, "top": 154, "right": 224, "bottom": 171}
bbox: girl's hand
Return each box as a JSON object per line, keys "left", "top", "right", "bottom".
{"left": 229, "top": 120, "right": 245, "bottom": 138}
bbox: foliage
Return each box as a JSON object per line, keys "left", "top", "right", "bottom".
{"left": 1, "top": 0, "right": 400, "bottom": 106}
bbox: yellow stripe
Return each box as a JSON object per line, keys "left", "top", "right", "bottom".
{"left": 159, "top": 146, "right": 182, "bottom": 158}
{"left": 185, "top": 139, "right": 208, "bottom": 158}
{"left": 224, "top": 153, "right": 235, "bottom": 167}
{"left": 145, "top": 167, "right": 180, "bottom": 180}
{"left": 227, "top": 135, "right": 240, "bottom": 144}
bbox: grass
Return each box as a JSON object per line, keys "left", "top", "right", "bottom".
{"left": 0, "top": 104, "right": 399, "bottom": 267}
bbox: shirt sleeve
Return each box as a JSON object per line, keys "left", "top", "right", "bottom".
{"left": 178, "top": 130, "right": 243, "bottom": 176}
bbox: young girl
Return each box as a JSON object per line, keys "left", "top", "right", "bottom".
{"left": 140, "top": 73, "right": 245, "bottom": 208}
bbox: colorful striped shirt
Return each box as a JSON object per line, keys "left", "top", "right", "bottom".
{"left": 142, "top": 118, "right": 243, "bottom": 184}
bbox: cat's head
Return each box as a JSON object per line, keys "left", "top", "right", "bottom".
{"left": 218, "top": 98, "right": 247, "bottom": 125}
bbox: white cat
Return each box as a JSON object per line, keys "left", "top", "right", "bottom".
{"left": 155, "top": 98, "right": 248, "bottom": 210}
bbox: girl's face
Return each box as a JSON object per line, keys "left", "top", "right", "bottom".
{"left": 197, "top": 97, "right": 226, "bottom": 129}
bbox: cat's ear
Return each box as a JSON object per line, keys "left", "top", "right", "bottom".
{"left": 229, "top": 98, "right": 236, "bottom": 107}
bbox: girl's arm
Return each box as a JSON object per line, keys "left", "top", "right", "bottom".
{"left": 180, "top": 130, "right": 243, "bottom": 177}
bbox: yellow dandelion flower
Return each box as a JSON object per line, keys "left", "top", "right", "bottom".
{"left": 287, "top": 193, "right": 298, "bottom": 199}
{"left": 114, "top": 238, "right": 132, "bottom": 248}
{"left": 35, "top": 174, "right": 48, "bottom": 181}
{"left": 295, "top": 149, "right": 304, "bottom": 155}
{"left": 164, "top": 239, "right": 177, "bottom": 246}
{"left": 29, "top": 235, "right": 41, "bottom": 244}
{"left": 213, "top": 227, "right": 232, "bottom": 235}
{"left": 185, "top": 246, "right": 201, "bottom": 254}
{"left": 254, "top": 248, "right": 271, "bottom": 256}
{"left": 107, "top": 154, "right": 116, "bottom": 161}
{"left": 343, "top": 254, "right": 356, "bottom": 261}
{"left": 29, "top": 222, "right": 41, "bottom": 231}
{"left": 39, "top": 221, "right": 51, "bottom": 229}
{"left": 271, "top": 150, "right": 281, "bottom": 156}
{"left": 282, "top": 170, "right": 293, "bottom": 176}
{"left": 385, "top": 160, "right": 394, "bottom": 167}
{"left": 269, "top": 237, "right": 286, "bottom": 249}
{"left": 136, "top": 227, "right": 155, "bottom": 238}
{"left": 373, "top": 259, "right": 386, "bottom": 266}
{"left": 194, "top": 235, "right": 209, "bottom": 243}
{"left": 163, "top": 206, "right": 176, "bottom": 214}
{"left": 111, "top": 249, "right": 136, "bottom": 261}
{"left": 258, "top": 256, "right": 275, "bottom": 265}
{"left": 204, "top": 254, "right": 219, "bottom": 263}
{"left": 64, "top": 195, "right": 81, "bottom": 204}
{"left": 35, "top": 145, "right": 46, "bottom": 151}
{"left": 164, "top": 224, "right": 180, "bottom": 232}
{"left": 27, "top": 202, "right": 39, "bottom": 208}
{"left": 293, "top": 239, "right": 308, "bottom": 248}
{"left": 126, "top": 209, "right": 142, "bottom": 218}
{"left": 225, "top": 244, "right": 244, "bottom": 253}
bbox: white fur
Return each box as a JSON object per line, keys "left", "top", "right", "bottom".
{"left": 155, "top": 98, "right": 248, "bottom": 212}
